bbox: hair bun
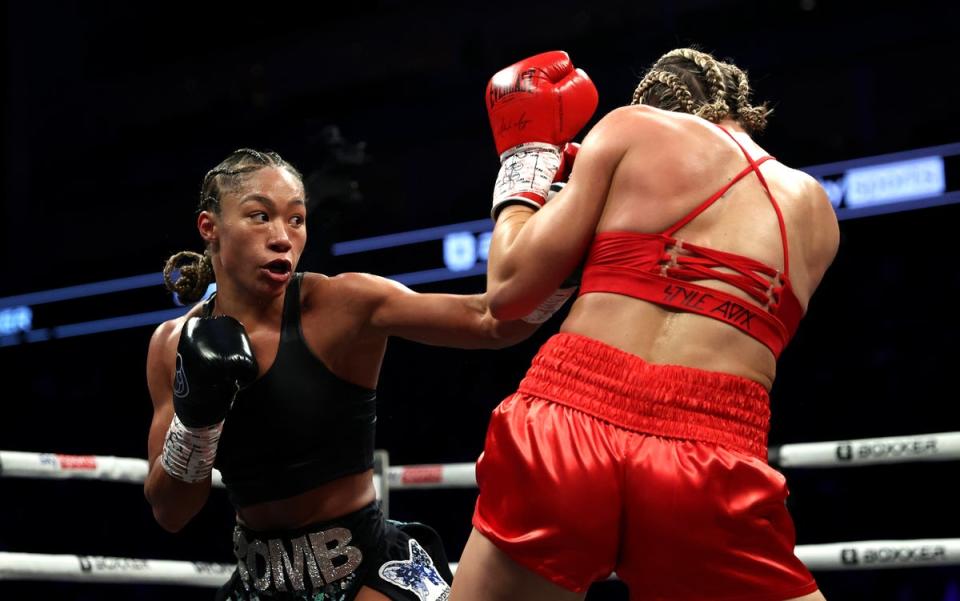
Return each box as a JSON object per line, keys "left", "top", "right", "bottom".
{"left": 163, "top": 250, "right": 213, "bottom": 304}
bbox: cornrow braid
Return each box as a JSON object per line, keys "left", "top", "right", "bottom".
{"left": 198, "top": 148, "right": 300, "bottom": 214}
{"left": 163, "top": 250, "right": 214, "bottom": 304}
{"left": 631, "top": 70, "right": 698, "bottom": 115}
{"left": 723, "top": 62, "right": 770, "bottom": 134}
{"left": 660, "top": 48, "right": 730, "bottom": 122}
{"left": 633, "top": 47, "right": 775, "bottom": 134}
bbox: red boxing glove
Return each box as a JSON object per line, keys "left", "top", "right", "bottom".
{"left": 487, "top": 51, "right": 598, "bottom": 219}
{"left": 487, "top": 51, "right": 598, "bottom": 155}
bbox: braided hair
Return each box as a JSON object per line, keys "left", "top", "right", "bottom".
{"left": 163, "top": 149, "right": 303, "bottom": 303}
{"left": 631, "top": 48, "right": 770, "bottom": 133}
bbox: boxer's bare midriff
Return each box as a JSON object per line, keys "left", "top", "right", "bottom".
{"left": 561, "top": 294, "right": 777, "bottom": 390}
{"left": 236, "top": 470, "right": 377, "bottom": 531}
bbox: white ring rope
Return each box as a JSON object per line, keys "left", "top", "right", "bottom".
{"left": 794, "top": 539, "right": 960, "bottom": 571}
{"left": 385, "top": 462, "right": 477, "bottom": 489}
{"left": 0, "top": 450, "right": 388, "bottom": 499}
{"left": 3, "top": 437, "right": 959, "bottom": 586}
{"left": 4, "top": 431, "right": 959, "bottom": 491}
{"left": 0, "top": 552, "right": 233, "bottom": 585}
{"left": 771, "top": 431, "right": 960, "bottom": 468}
{"left": 3, "top": 539, "right": 960, "bottom": 586}
{"left": 0, "top": 451, "right": 223, "bottom": 487}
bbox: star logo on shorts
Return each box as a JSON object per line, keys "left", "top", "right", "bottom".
{"left": 378, "top": 539, "right": 449, "bottom": 601}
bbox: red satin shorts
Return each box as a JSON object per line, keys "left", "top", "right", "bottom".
{"left": 473, "top": 333, "right": 817, "bottom": 600}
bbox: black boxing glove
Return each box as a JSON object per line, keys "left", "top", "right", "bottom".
{"left": 172, "top": 316, "right": 259, "bottom": 427}
{"left": 161, "top": 316, "right": 258, "bottom": 483}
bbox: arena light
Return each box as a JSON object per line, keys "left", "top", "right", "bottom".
{"left": 804, "top": 141, "right": 960, "bottom": 219}
{"left": 331, "top": 218, "right": 491, "bottom": 256}
{"left": 0, "top": 306, "right": 32, "bottom": 336}
{"left": 844, "top": 156, "right": 945, "bottom": 208}
{"left": 0, "top": 272, "right": 163, "bottom": 309}
{"left": 391, "top": 264, "right": 488, "bottom": 286}
{"left": 0, "top": 308, "right": 188, "bottom": 348}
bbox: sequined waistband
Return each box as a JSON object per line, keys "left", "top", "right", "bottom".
{"left": 516, "top": 333, "right": 771, "bottom": 458}
{"left": 231, "top": 502, "right": 381, "bottom": 595}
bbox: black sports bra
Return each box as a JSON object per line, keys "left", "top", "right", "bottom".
{"left": 212, "top": 273, "right": 377, "bottom": 507}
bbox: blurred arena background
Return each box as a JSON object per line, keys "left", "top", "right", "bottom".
{"left": 2, "top": 1, "right": 958, "bottom": 599}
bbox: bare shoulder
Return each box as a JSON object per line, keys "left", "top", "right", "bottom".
{"left": 145, "top": 308, "right": 191, "bottom": 408}
{"left": 303, "top": 271, "right": 411, "bottom": 309}
{"left": 146, "top": 306, "right": 203, "bottom": 385}
{"left": 572, "top": 105, "right": 675, "bottom": 175}
{"left": 799, "top": 169, "right": 831, "bottom": 204}
{"left": 148, "top": 310, "right": 192, "bottom": 359}
{"left": 591, "top": 106, "right": 711, "bottom": 166}
{"left": 777, "top": 167, "right": 840, "bottom": 269}
{"left": 299, "top": 271, "right": 330, "bottom": 299}
{"left": 783, "top": 166, "right": 836, "bottom": 221}
{"left": 148, "top": 318, "right": 179, "bottom": 356}
{"left": 592, "top": 104, "right": 679, "bottom": 138}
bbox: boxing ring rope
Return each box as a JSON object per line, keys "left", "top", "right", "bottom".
{"left": 0, "top": 552, "right": 233, "bottom": 586}
{"left": 4, "top": 541, "right": 960, "bottom": 586}
{"left": 4, "top": 431, "right": 959, "bottom": 489}
{"left": 0, "top": 538, "right": 960, "bottom": 587}
{"left": 0, "top": 451, "right": 225, "bottom": 487}
{"left": 3, "top": 431, "right": 960, "bottom": 587}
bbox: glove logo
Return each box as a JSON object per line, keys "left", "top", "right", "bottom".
{"left": 173, "top": 353, "right": 189, "bottom": 399}
{"left": 487, "top": 68, "right": 537, "bottom": 105}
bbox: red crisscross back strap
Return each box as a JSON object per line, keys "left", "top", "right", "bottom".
{"left": 578, "top": 125, "right": 803, "bottom": 358}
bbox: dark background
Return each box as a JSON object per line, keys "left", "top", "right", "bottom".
{"left": 2, "top": 1, "right": 959, "bottom": 599}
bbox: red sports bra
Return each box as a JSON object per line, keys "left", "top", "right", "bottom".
{"left": 578, "top": 125, "right": 802, "bottom": 358}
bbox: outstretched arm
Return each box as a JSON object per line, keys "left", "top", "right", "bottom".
{"left": 343, "top": 273, "right": 539, "bottom": 349}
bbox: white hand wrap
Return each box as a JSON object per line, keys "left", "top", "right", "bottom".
{"left": 160, "top": 414, "right": 223, "bottom": 483}
{"left": 521, "top": 286, "right": 577, "bottom": 324}
{"left": 492, "top": 142, "right": 562, "bottom": 219}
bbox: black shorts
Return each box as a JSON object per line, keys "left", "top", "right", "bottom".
{"left": 216, "top": 501, "right": 452, "bottom": 600}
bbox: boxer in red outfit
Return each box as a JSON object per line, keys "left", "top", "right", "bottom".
{"left": 450, "top": 49, "right": 839, "bottom": 601}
